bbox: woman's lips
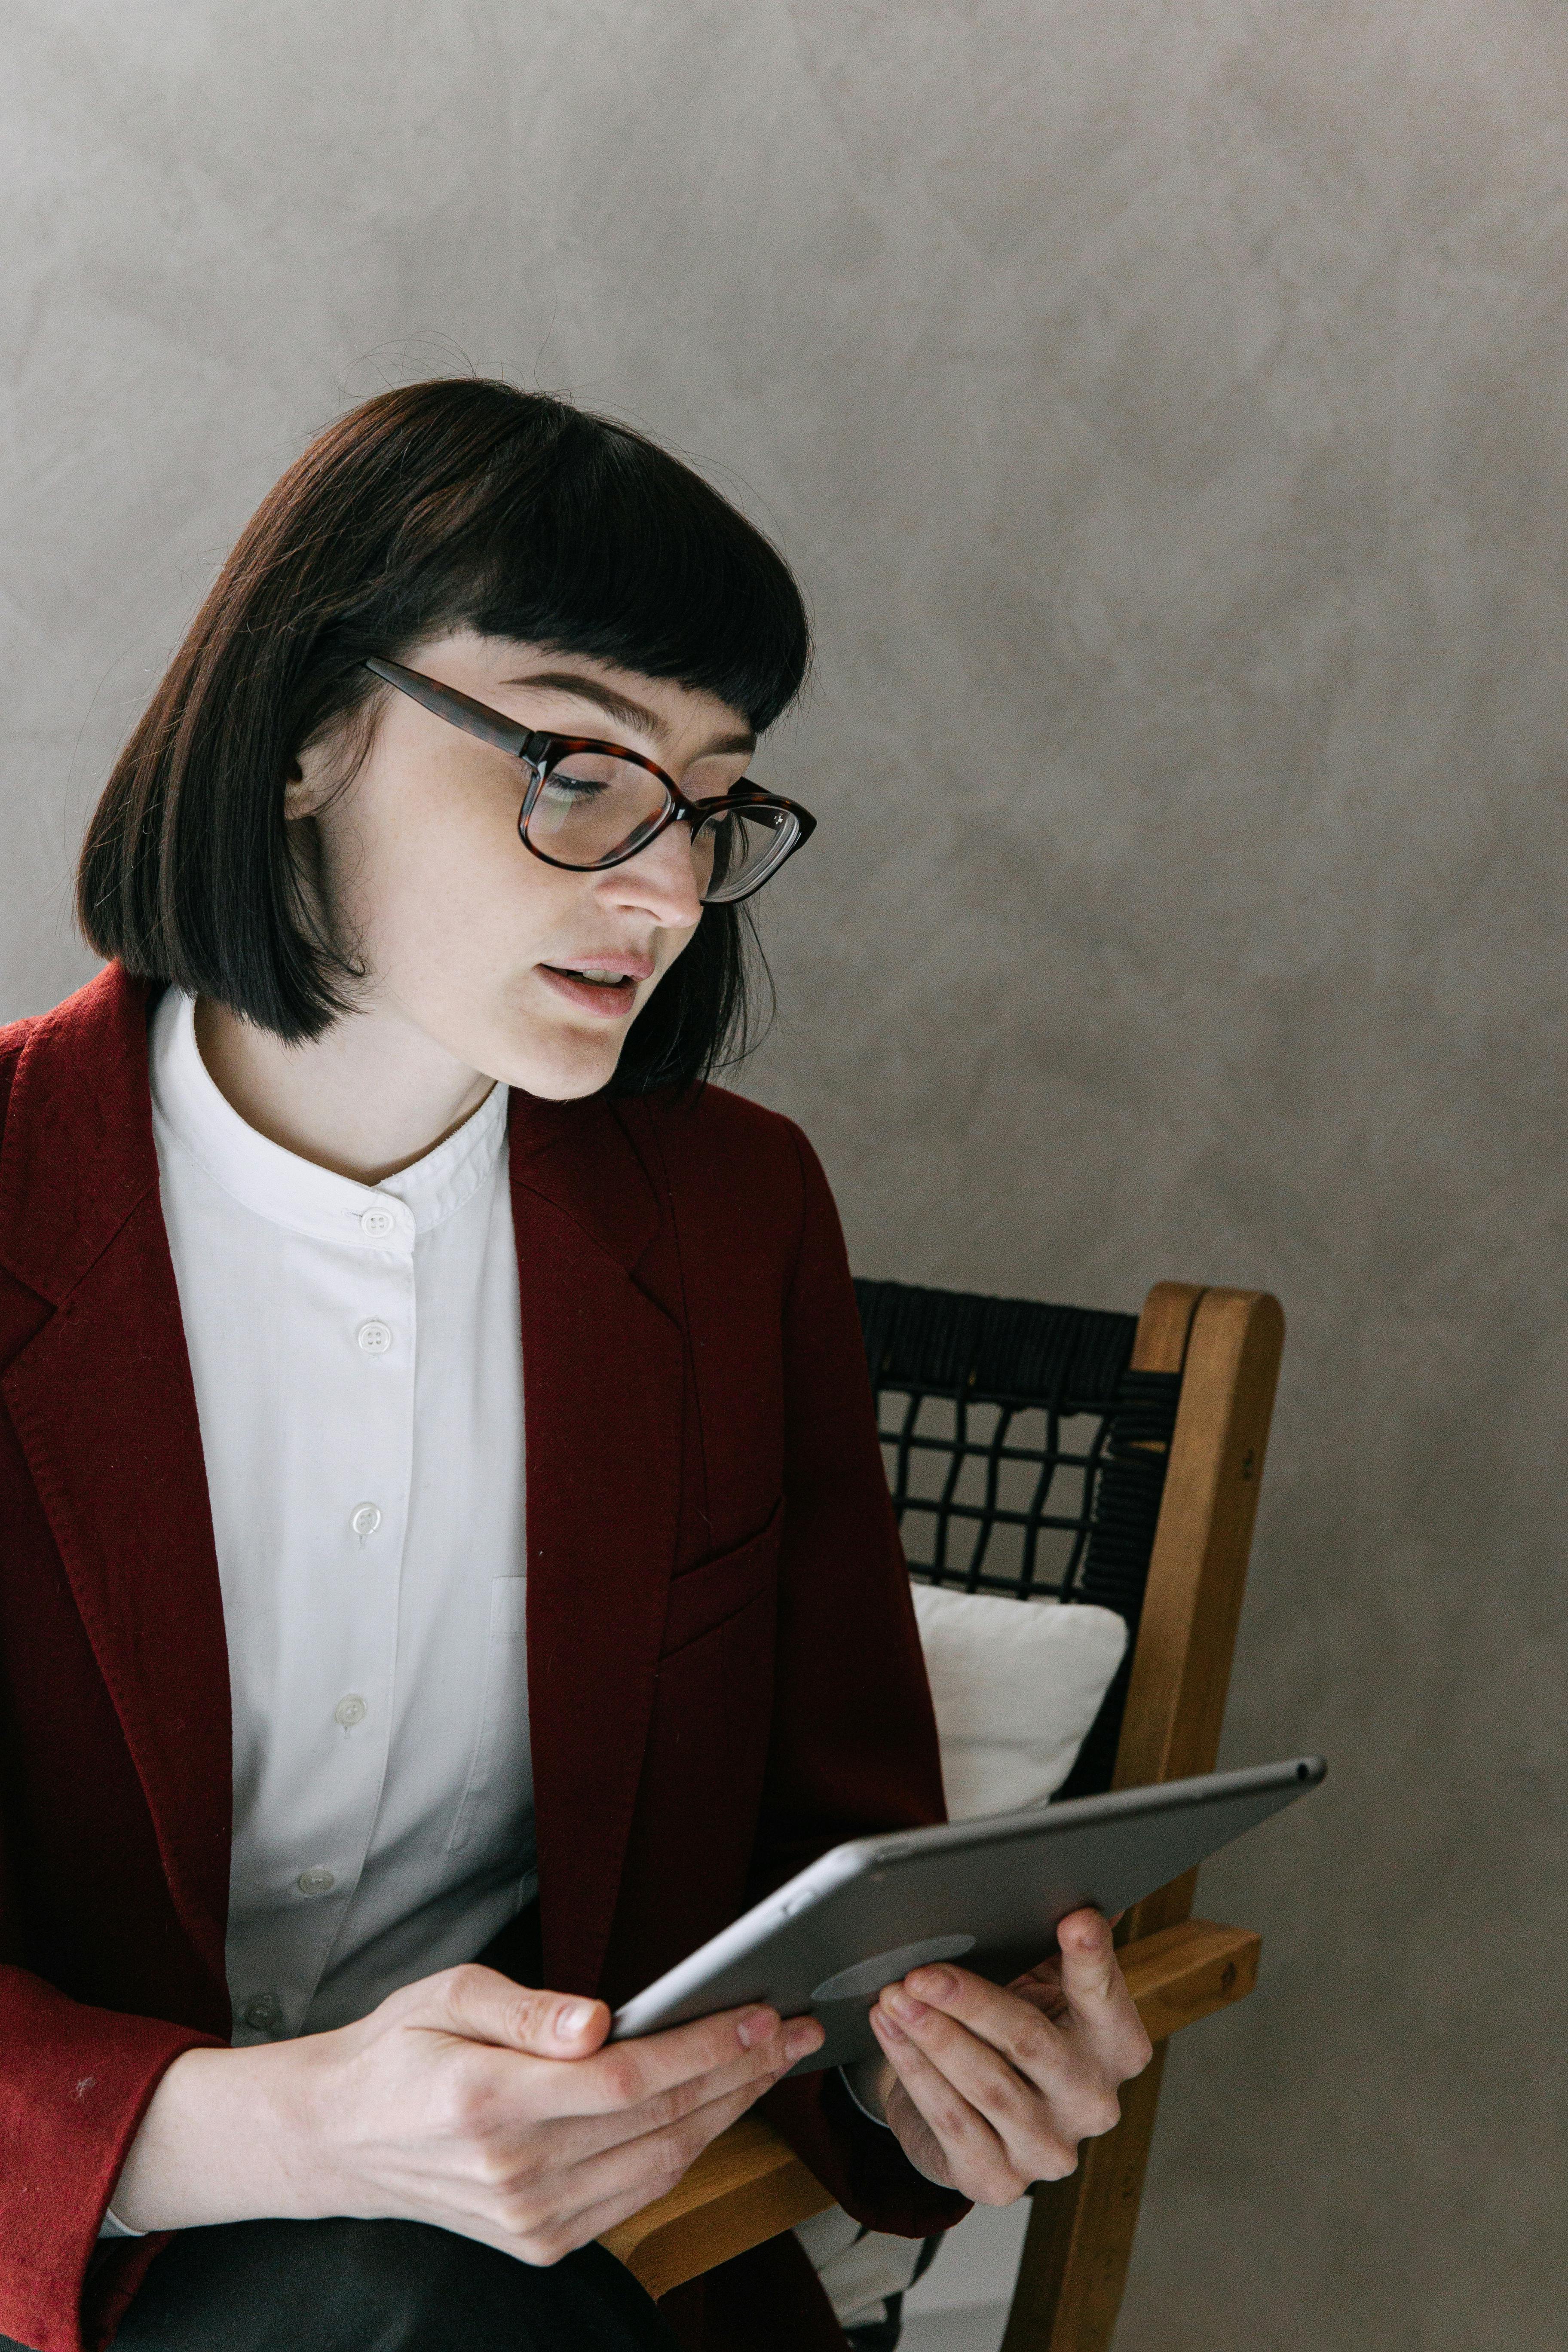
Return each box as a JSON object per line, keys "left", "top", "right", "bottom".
{"left": 537, "top": 964, "right": 642, "bottom": 1019}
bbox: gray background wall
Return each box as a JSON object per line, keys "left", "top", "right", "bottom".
{"left": 3, "top": 4, "right": 1564, "bottom": 2345}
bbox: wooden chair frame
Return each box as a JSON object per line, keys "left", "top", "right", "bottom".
{"left": 602, "top": 1281, "right": 1285, "bottom": 2347}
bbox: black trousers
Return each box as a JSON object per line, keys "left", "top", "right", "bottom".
{"left": 11, "top": 2219, "right": 683, "bottom": 2352}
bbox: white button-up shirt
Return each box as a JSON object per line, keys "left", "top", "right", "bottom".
{"left": 148, "top": 989, "right": 536, "bottom": 2046}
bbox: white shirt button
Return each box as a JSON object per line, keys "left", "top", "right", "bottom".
{"left": 357, "top": 1320, "right": 393, "bottom": 1356}
{"left": 242, "top": 1993, "right": 282, "bottom": 2031}
{"left": 351, "top": 1502, "right": 382, "bottom": 1541}
{"left": 359, "top": 1205, "right": 396, "bottom": 1240}
{"left": 334, "top": 1693, "right": 368, "bottom": 1729}
{"left": 297, "top": 1867, "right": 336, "bottom": 1896}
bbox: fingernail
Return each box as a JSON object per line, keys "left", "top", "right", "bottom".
{"left": 884, "top": 1986, "right": 925, "bottom": 2024}
{"left": 555, "top": 2001, "right": 594, "bottom": 2041}
{"left": 784, "top": 2021, "right": 823, "bottom": 2063}
{"left": 737, "top": 2007, "right": 780, "bottom": 2050}
{"left": 872, "top": 2006, "right": 908, "bottom": 2044}
{"left": 907, "top": 1967, "right": 955, "bottom": 2001}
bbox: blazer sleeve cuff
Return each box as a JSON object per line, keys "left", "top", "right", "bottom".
{"left": 0, "top": 1963, "right": 223, "bottom": 2352}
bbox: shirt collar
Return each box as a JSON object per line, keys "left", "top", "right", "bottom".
{"left": 149, "top": 990, "right": 509, "bottom": 1248}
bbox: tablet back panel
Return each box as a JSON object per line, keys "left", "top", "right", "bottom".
{"left": 612, "top": 1757, "right": 1324, "bottom": 2073}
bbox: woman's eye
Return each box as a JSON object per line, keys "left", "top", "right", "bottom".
{"left": 542, "top": 769, "right": 608, "bottom": 804}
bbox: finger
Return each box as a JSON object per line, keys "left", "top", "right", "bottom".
{"left": 611, "top": 2058, "right": 802, "bottom": 2188}
{"left": 909, "top": 1932, "right": 1148, "bottom": 2088}
{"left": 898, "top": 1964, "right": 1070, "bottom": 2079}
{"left": 875, "top": 1984, "right": 1101, "bottom": 2178}
{"left": 424, "top": 1964, "right": 613, "bottom": 2059}
{"left": 554, "top": 2006, "right": 823, "bottom": 2126}
{"left": 869, "top": 2009, "right": 1042, "bottom": 2203}
{"left": 1052, "top": 1912, "right": 1154, "bottom": 2078}
{"left": 500, "top": 2064, "right": 808, "bottom": 2263}
{"left": 894, "top": 1956, "right": 1136, "bottom": 2144}
{"left": 541, "top": 2012, "right": 824, "bottom": 2162}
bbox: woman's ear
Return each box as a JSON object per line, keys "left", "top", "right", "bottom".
{"left": 286, "top": 700, "right": 376, "bottom": 822}
{"left": 283, "top": 744, "right": 329, "bottom": 823}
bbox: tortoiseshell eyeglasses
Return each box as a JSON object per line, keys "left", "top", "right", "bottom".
{"left": 365, "top": 658, "right": 816, "bottom": 906}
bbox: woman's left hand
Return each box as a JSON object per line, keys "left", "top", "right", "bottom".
{"left": 863, "top": 1908, "right": 1154, "bottom": 2203}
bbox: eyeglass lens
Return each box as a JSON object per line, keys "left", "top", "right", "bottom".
{"left": 527, "top": 750, "right": 799, "bottom": 904}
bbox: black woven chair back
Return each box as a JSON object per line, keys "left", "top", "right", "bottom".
{"left": 854, "top": 1277, "right": 1182, "bottom": 1799}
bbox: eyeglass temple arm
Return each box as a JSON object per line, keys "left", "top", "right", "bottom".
{"left": 364, "top": 657, "right": 550, "bottom": 763}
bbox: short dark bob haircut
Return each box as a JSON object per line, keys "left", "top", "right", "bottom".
{"left": 78, "top": 378, "right": 812, "bottom": 1093}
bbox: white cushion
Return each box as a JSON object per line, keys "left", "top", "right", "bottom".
{"left": 910, "top": 1583, "right": 1128, "bottom": 1819}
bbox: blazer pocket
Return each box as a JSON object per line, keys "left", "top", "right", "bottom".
{"left": 660, "top": 1502, "right": 783, "bottom": 1659}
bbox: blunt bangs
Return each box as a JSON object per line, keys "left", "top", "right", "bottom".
{"left": 454, "top": 415, "right": 808, "bottom": 735}
{"left": 76, "top": 379, "right": 811, "bottom": 1085}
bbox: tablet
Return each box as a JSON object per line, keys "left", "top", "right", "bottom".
{"left": 611, "top": 1755, "right": 1326, "bottom": 2073}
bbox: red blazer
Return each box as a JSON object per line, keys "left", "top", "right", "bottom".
{"left": 0, "top": 966, "right": 964, "bottom": 2352}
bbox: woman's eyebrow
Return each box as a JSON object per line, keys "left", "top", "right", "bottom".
{"left": 502, "top": 669, "right": 754, "bottom": 758}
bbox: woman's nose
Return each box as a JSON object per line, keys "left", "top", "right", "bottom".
{"left": 603, "top": 820, "right": 705, "bottom": 928}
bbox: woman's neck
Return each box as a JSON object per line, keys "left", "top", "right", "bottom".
{"left": 193, "top": 996, "right": 495, "bottom": 1185}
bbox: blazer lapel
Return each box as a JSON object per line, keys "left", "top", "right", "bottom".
{"left": 509, "top": 1093, "right": 686, "bottom": 2000}
{"left": 0, "top": 968, "right": 232, "bottom": 2003}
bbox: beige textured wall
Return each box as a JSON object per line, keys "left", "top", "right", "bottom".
{"left": 4, "top": 5, "right": 1565, "bottom": 2343}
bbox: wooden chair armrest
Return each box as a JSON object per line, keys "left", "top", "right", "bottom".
{"left": 600, "top": 1916, "right": 1260, "bottom": 2299}
{"left": 1118, "top": 1915, "right": 1261, "bottom": 2042}
{"left": 598, "top": 2108, "right": 837, "bottom": 2300}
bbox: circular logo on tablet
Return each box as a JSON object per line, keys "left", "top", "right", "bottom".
{"left": 811, "top": 1932, "right": 977, "bottom": 2004}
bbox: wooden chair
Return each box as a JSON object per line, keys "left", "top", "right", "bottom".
{"left": 602, "top": 1278, "right": 1285, "bottom": 2349}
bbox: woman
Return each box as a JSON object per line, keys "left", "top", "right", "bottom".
{"left": 0, "top": 381, "right": 1150, "bottom": 2352}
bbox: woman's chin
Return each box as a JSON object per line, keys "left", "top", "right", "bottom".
{"left": 498, "top": 1020, "right": 628, "bottom": 1103}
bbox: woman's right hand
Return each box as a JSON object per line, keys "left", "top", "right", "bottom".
{"left": 110, "top": 1964, "right": 824, "bottom": 2262}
